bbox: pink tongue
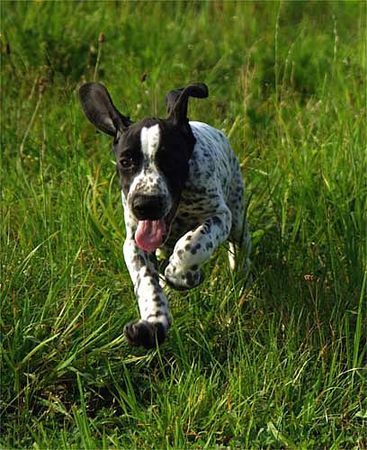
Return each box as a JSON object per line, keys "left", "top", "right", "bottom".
{"left": 135, "top": 219, "right": 166, "bottom": 253}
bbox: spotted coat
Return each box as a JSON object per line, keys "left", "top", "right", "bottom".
{"left": 79, "top": 82, "right": 251, "bottom": 349}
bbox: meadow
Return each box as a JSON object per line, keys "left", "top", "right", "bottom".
{"left": 1, "top": 1, "right": 366, "bottom": 448}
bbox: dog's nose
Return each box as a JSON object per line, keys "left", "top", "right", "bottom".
{"left": 132, "top": 195, "right": 166, "bottom": 220}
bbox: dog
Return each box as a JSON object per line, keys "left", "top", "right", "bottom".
{"left": 79, "top": 82, "right": 251, "bottom": 348}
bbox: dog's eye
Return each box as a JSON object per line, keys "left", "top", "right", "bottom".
{"left": 120, "top": 157, "right": 134, "bottom": 168}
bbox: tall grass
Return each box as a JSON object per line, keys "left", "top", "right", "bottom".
{"left": 1, "top": 1, "right": 366, "bottom": 448}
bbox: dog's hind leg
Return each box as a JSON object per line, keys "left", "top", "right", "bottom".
{"left": 228, "top": 222, "right": 251, "bottom": 275}
{"left": 227, "top": 170, "right": 251, "bottom": 275}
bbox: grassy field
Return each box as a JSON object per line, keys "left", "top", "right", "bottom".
{"left": 1, "top": 1, "right": 366, "bottom": 448}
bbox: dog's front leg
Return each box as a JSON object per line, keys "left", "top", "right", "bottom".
{"left": 123, "top": 238, "right": 171, "bottom": 348}
{"left": 165, "top": 206, "right": 232, "bottom": 290}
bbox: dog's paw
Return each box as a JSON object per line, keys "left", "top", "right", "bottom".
{"left": 124, "top": 320, "right": 166, "bottom": 349}
{"left": 164, "top": 264, "right": 203, "bottom": 290}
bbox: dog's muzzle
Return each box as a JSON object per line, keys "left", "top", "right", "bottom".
{"left": 131, "top": 194, "right": 170, "bottom": 253}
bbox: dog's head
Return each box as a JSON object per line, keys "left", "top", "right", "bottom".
{"left": 79, "top": 82, "right": 208, "bottom": 252}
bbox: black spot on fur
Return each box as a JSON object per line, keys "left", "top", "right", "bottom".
{"left": 201, "top": 222, "right": 211, "bottom": 234}
{"left": 212, "top": 216, "right": 222, "bottom": 226}
{"left": 190, "top": 243, "right": 201, "bottom": 254}
{"left": 154, "top": 300, "right": 165, "bottom": 308}
{"left": 146, "top": 311, "right": 165, "bottom": 319}
{"left": 152, "top": 287, "right": 162, "bottom": 296}
{"left": 132, "top": 254, "right": 145, "bottom": 269}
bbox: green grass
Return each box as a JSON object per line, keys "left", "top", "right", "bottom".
{"left": 1, "top": 1, "right": 366, "bottom": 448}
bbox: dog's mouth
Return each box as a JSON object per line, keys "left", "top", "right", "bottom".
{"left": 133, "top": 197, "right": 180, "bottom": 253}
{"left": 134, "top": 202, "right": 179, "bottom": 253}
{"left": 135, "top": 218, "right": 167, "bottom": 253}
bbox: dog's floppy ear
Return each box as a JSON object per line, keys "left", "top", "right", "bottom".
{"left": 79, "top": 82, "right": 132, "bottom": 136}
{"left": 166, "top": 83, "right": 208, "bottom": 125}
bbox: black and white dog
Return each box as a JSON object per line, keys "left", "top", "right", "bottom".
{"left": 79, "top": 82, "right": 251, "bottom": 348}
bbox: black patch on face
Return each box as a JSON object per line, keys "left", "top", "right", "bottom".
{"left": 113, "top": 123, "right": 146, "bottom": 196}
{"left": 154, "top": 120, "right": 194, "bottom": 202}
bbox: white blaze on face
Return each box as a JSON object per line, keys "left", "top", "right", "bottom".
{"left": 128, "top": 124, "right": 164, "bottom": 197}
{"left": 140, "top": 124, "right": 161, "bottom": 161}
{"left": 127, "top": 123, "right": 171, "bottom": 253}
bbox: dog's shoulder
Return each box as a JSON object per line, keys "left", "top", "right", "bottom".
{"left": 186, "top": 121, "right": 236, "bottom": 191}
{"left": 189, "top": 121, "right": 230, "bottom": 153}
